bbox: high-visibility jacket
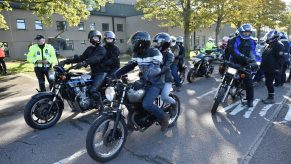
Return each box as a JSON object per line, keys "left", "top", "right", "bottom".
{"left": 202, "top": 41, "right": 216, "bottom": 52}
{"left": 27, "top": 44, "right": 57, "bottom": 67}
{"left": 0, "top": 48, "right": 5, "bottom": 58}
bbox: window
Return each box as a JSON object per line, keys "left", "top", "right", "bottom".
{"left": 117, "top": 24, "right": 123, "bottom": 32}
{"left": 56, "top": 21, "right": 67, "bottom": 31}
{"left": 100, "top": 6, "right": 106, "bottom": 13}
{"left": 102, "top": 23, "right": 109, "bottom": 31}
{"left": 78, "top": 22, "right": 84, "bottom": 31}
{"left": 89, "top": 23, "right": 96, "bottom": 30}
{"left": 35, "top": 20, "right": 43, "bottom": 30}
{"left": 64, "top": 40, "right": 74, "bottom": 50}
{"left": 16, "top": 19, "right": 26, "bottom": 30}
{"left": 120, "top": 39, "right": 124, "bottom": 43}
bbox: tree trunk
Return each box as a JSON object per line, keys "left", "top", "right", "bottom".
{"left": 183, "top": 0, "right": 191, "bottom": 57}
{"left": 256, "top": 27, "right": 261, "bottom": 41}
{"left": 215, "top": 18, "right": 222, "bottom": 46}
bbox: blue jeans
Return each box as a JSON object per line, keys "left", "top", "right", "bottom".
{"left": 161, "top": 83, "right": 176, "bottom": 104}
{"left": 142, "top": 85, "right": 165, "bottom": 120}
{"left": 171, "top": 64, "right": 181, "bottom": 87}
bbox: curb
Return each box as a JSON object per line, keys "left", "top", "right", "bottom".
{"left": 239, "top": 88, "right": 291, "bottom": 164}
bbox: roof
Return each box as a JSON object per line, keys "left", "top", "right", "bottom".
{"left": 91, "top": 3, "right": 142, "bottom": 17}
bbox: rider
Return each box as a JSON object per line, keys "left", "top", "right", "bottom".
{"left": 170, "top": 36, "right": 181, "bottom": 90}
{"left": 229, "top": 24, "right": 257, "bottom": 107}
{"left": 60, "top": 30, "right": 107, "bottom": 112}
{"left": 274, "top": 32, "right": 290, "bottom": 86}
{"left": 176, "top": 36, "right": 186, "bottom": 74}
{"left": 153, "top": 32, "right": 177, "bottom": 113}
{"left": 114, "top": 31, "right": 170, "bottom": 132}
{"left": 202, "top": 37, "right": 216, "bottom": 54}
{"left": 102, "top": 31, "right": 121, "bottom": 76}
{"left": 261, "top": 30, "right": 285, "bottom": 104}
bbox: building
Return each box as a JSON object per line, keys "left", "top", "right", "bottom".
{"left": 0, "top": 0, "right": 235, "bottom": 59}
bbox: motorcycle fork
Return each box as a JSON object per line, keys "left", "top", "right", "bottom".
{"left": 222, "top": 78, "right": 234, "bottom": 103}
{"left": 47, "top": 84, "right": 61, "bottom": 113}
{"left": 111, "top": 86, "right": 127, "bottom": 138}
{"left": 214, "top": 75, "right": 225, "bottom": 98}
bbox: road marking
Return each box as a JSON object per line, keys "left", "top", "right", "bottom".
{"left": 19, "top": 73, "right": 38, "bottom": 81}
{"left": 221, "top": 101, "right": 240, "bottom": 112}
{"left": 54, "top": 149, "right": 87, "bottom": 164}
{"left": 259, "top": 104, "right": 273, "bottom": 117}
{"left": 243, "top": 99, "right": 260, "bottom": 118}
{"left": 229, "top": 103, "right": 246, "bottom": 115}
{"left": 283, "top": 105, "right": 291, "bottom": 122}
{"left": 197, "top": 88, "right": 218, "bottom": 99}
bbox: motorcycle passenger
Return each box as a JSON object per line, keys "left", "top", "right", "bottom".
{"left": 261, "top": 30, "right": 285, "bottom": 104}
{"left": 230, "top": 24, "right": 257, "bottom": 107}
{"left": 153, "top": 32, "right": 177, "bottom": 112}
{"left": 176, "top": 36, "right": 186, "bottom": 74}
{"left": 114, "top": 31, "right": 170, "bottom": 132}
{"left": 170, "top": 36, "right": 181, "bottom": 90}
{"left": 102, "top": 31, "right": 121, "bottom": 76}
{"left": 60, "top": 30, "right": 107, "bottom": 111}
{"left": 274, "top": 32, "right": 290, "bottom": 86}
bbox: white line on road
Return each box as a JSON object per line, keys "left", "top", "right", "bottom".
{"left": 54, "top": 149, "right": 87, "bottom": 164}
{"left": 259, "top": 104, "right": 273, "bottom": 117}
{"left": 197, "top": 88, "right": 218, "bottom": 99}
{"left": 243, "top": 99, "right": 260, "bottom": 118}
{"left": 229, "top": 103, "right": 246, "bottom": 115}
{"left": 221, "top": 101, "right": 241, "bottom": 112}
{"left": 283, "top": 105, "right": 291, "bottom": 121}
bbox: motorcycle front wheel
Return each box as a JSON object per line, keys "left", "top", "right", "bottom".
{"left": 187, "top": 67, "right": 197, "bottom": 83}
{"left": 86, "top": 115, "right": 128, "bottom": 162}
{"left": 24, "top": 94, "right": 63, "bottom": 130}
{"left": 211, "top": 87, "right": 227, "bottom": 114}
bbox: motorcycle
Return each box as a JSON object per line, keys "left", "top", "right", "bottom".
{"left": 86, "top": 78, "right": 180, "bottom": 162}
{"left": 187, "top": 53, "right": 214, "bottom": 83}
{"left": 211, "top": 61, "right": 258, "bottom": 114}
{"left": 177, "top": 60, "right": 187, "bottom": 85}
{"left": 24, "top": 65, "right": 108, "bottom": 130}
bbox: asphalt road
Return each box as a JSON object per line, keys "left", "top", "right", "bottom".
{"left": 0, "top": 66, "right": 290, "bottom": 164}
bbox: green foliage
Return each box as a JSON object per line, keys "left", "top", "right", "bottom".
{"left": 0, "top": 0, "right": 110, "bottom": 29}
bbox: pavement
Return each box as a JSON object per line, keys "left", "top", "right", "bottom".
{"left": 0, "top": 65, "right": 290, "bottom": 164}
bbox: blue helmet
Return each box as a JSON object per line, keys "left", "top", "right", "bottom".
{"left": 238, "top": 24, "right": 253, "bottom": 39}
{"left": 280, "top": 32, "right": 288, "bottom": 40}
{"left": 266, "top": 30, "right": 280, "bottom": 44}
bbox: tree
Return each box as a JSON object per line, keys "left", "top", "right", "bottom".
{"left": 0, "top": 0, "right": 110, "bottom": 29}
{"left": 135, "top": 0, "right": 210, "bottom": 53}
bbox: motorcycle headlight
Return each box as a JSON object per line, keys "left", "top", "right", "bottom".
{"left": 226, "top": 67, "right": 238, "bottom": 75}
{"left": 48, "top": 70, "right": 55, "bottom": 81}
{"left": 105, "top": 87, "right": 116, "bottom": 102}
{"left": 256, "top": 62, "right": 261, "bottom": 66}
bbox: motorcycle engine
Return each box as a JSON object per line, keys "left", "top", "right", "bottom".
{"left": 130, "top": 111, "right": 153, "bottom": 129}
{"left": 74, "top": 86, "right": 91, "bottom": 110}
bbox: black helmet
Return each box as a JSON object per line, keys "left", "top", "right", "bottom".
{"left": 266, "top": 30, "right": 280, "bottom": 44}
{"left": 129, "top": 31, "right": 151, "bottom": 53}
{"left": 153, "top": 32, "right": 171, "bottom": 51}
{"left": 104, "top": 31, "right": 116, "bottom": 45}
{"left": 88, "top": 30, "right": 102, "bottom": 45}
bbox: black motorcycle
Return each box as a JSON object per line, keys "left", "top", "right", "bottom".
{"left": 86, "top": 78, "right": 180, "bottom": 162}
{"left": 24, "top": 65, "right": 108, "bottom": 130}
{"left": 187, "top": 54, "right": 214, "bottom": 83}
{"left": 177, "top": 61, "right": 187, "bottom": 84}
{"left": 211, "top": 62, "right": 258, "bottom": 114}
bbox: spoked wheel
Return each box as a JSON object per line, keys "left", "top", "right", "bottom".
{"left": 24, "top": 94, "right": 63, "bottom": 129}
{"left": 211, "top": 87, "right": 227, "bottom": 114}
{"left": 179, "top": 70, "right": 186, "bottom": 84}
{"left": 187, "top": 68, "right": 197, "bottom": 83}
{"left": 165, "top": 94, "right": 181, "bottom": 127}
{"left": 86, "top": 115, "right": 128, "bottom": 162}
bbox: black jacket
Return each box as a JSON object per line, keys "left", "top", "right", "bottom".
{"left": 178, "top": 44, "right": 185, "bottom": 60}
{"left": 160, "top": 49, "right": 174, "bottom": 82}
{"left": 102, "top": 44, "right": 120, "bottom": 72}
{"left": 261, "top": 41, "right": 285, "bottom": 73}
{"left": 280, "top": 39, "right": 291, "bottom": 63}
{"left": 231, "top": 36, "right": 256, "bottom": 66}
{"left": 73, "top": 45, "right": 107, "bottom": 74}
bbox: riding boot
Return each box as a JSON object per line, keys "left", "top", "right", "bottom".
{"left": 262, "top": 93, "right": 275, "bottom": 104}
{"left": 160, "top": 114, "right": 170, "bottom": 132}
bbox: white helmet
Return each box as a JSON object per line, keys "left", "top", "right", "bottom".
{"left": 170, "top": 36, "right": 177, "bottom": 46}
{"left": 222, "top": 36, "right": 229, "bottom": 43}
{"left": 208, "top": 37, "right": 215, "bottom": 41}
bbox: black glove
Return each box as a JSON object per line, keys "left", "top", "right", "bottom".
{"left": 75, "top": 61, "right": 87, "bottom": 69}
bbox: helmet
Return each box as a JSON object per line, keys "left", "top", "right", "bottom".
{"left": 127, "top": 88, "right": 146, "bottom": 103}
{"left": 104, "top": 31, "right": 116, "bottom": 45}
{"left": 153, "top": 32, "right": 171, "bottom": 51}
{"left": 280, "top": 32, "right": 288, "bottom": 40}
{"left": 170, "top": 36, "right": 177, "bottom": 47}
{"left": 222, "top": 36, "right": 229, "bottom": 43}
{"left": 266, "top": 30, "right": 280, "bottom": 44}
{"left": 238, "top": 24, "right": 253, "bottom": 39}
{"left": 176, "top": 36, "right": 184, "bottom": 44}
{"left": 129, "top": 31, "right": 151, "bottom": 53}
{"left": 208, "top": 37, "right": 215, "bottom": 41}
{"left": 88, "top": 30, "right": 102, "bottom": 45}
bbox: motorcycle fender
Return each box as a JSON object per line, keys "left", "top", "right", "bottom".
{"left": 102, "top": 111, "right": 126, "bottom": 120}
{"left": 31, "top": 92, "right": 64, "bottom": 110}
